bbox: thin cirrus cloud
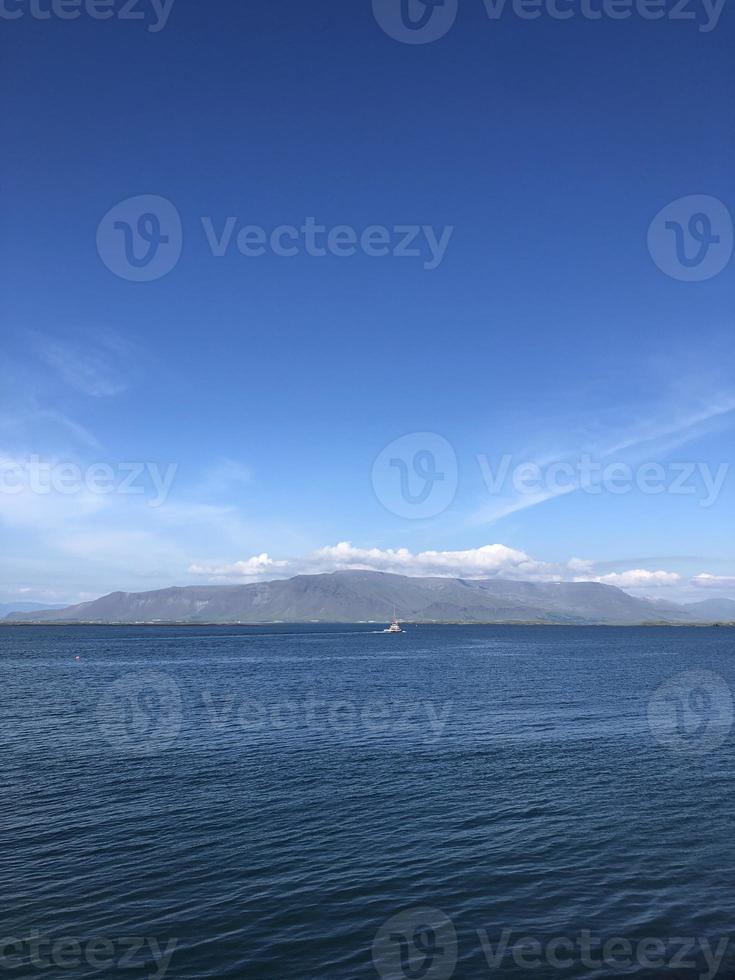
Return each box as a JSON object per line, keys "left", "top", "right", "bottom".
{"left": 28, "top": 328, "right": 137, "bottom": 397}
{"left": 192, "top": 458, "right": 253, "bottom": 498}
{"left": 0, "top": 405, "right": 102, "bottom": 451}
{"left": 469, "top": 392, "right": 735, "bottom": 526}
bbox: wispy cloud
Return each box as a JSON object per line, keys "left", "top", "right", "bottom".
{"left": 192, "top": 458, "right": 253, "bottom": 498}
{"left": 470, "top": 392, "right": 735, "bottom": 525}
{"left": 28, "top": 327, "right": 138, "bottom": 397}
{"left": 0, "top": 404, "right": 101, "bottom": 450}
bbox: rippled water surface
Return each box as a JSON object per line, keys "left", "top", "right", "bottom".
{"left": 2, "top": 625, "right": 734, "bottom": 979}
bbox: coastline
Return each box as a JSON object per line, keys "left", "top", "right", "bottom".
{"left": 1, "top": 620, "right": 732, "bottom": 628}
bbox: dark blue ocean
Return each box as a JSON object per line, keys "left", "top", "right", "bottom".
{"left": 2, "top": 625, "right": 734, "bottom": 980}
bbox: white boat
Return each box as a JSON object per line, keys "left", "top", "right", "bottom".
{"left": 386, "top": 610, "right": 402, "bottom": 633}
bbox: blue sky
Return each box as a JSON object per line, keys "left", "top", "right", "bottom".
{"left": 1, "top": 0, "right": 734, "bottom": 604}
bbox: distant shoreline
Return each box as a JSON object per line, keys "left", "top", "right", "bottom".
{"left": 2, "top": 620, "right": 733, "bottom": 628}
{"left": 7, "top": 572, "right": 732, "bottom": 628}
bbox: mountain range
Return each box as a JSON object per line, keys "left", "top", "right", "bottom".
{"left": 0, "top": 601, "right": 66, "bottom": 617}
{"left": 4, "top": 571, "right": 735, "bottom": 625}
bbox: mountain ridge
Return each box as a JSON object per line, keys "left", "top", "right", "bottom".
{"left": 0, "top": 601, "right": 66, "bottom": 617}
{"left": 4, "top": 571, "right": 732, "bottom": 625}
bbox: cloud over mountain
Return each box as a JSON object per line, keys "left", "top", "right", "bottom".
{"left": 188, "top": 541, "right": 726, "bottom": 601}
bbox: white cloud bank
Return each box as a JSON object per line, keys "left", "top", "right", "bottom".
{"left": 575, "top": 569, "right": 682, "bottom": 588}
{"left": 188, "top": 553, "right": 289, "bottom": 577}
{"left": 188, "top": 542, "right": 733, "bottom": 599}
{"left": 189, "top": 543, "right": 558, "bottom": 581}
{"left": 692, "top": 573, "right": 735, "bottom": 589}
{"left": 312, "top": 542, "right": 555, "bottom": 578}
